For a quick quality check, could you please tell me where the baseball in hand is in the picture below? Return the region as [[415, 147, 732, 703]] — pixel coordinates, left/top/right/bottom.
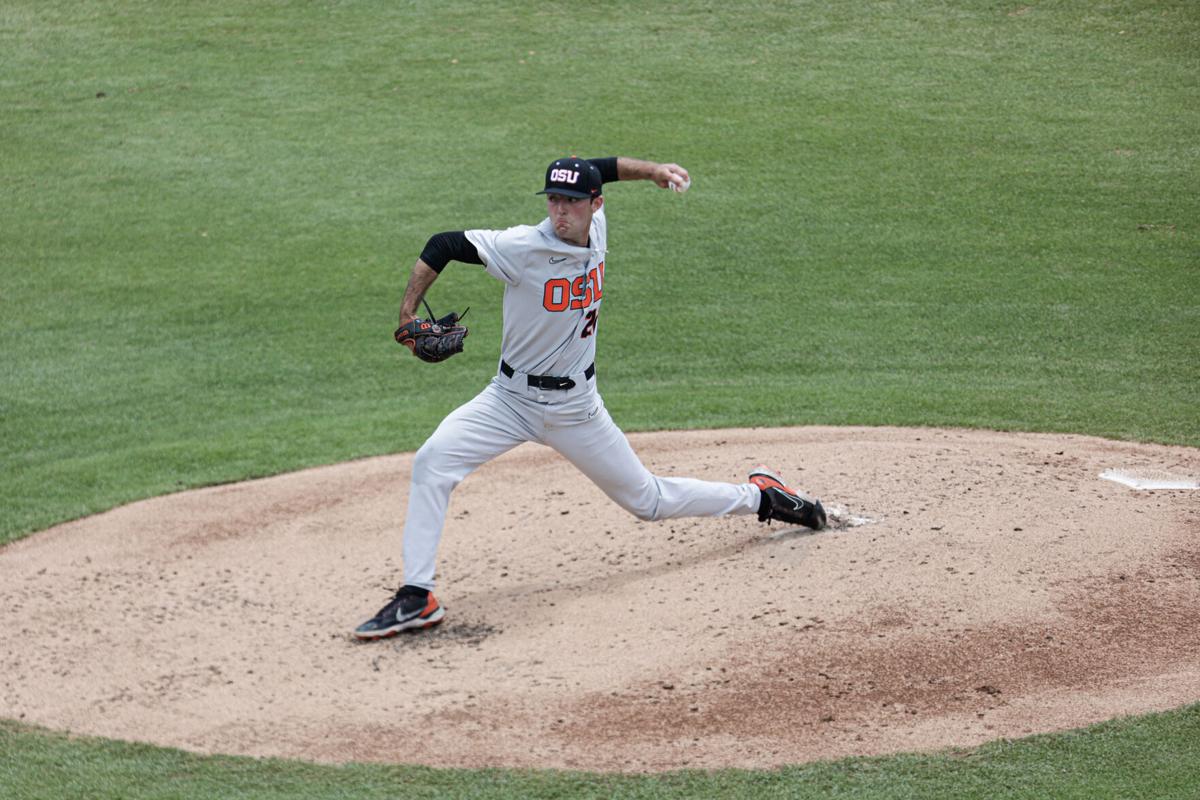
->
[[671, 177, 691, 193]]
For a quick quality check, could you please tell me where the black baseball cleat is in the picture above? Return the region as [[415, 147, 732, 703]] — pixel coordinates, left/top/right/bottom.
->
[[749, 465, 827, 531], [354, 585, 445, 640]]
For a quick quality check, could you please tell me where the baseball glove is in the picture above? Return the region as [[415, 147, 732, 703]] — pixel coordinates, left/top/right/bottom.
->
[[394, 301, 469, 363]]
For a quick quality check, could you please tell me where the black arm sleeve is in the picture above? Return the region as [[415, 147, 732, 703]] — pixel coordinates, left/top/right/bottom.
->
[[588, 157, 619, 184], [419, 231, 483, 273]]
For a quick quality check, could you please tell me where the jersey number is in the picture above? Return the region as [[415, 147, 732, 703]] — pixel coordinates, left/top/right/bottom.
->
[[581, 309, 599, 338]]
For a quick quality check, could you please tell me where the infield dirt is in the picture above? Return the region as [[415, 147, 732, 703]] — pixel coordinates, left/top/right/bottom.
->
[[2, 426, 1198, 771]]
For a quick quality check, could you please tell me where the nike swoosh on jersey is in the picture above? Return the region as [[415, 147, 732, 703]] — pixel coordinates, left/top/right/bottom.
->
[[549, 256, 568, 263]]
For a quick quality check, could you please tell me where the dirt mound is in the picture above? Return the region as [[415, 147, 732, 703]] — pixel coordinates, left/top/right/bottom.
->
[[2, 426, 1198, 771]]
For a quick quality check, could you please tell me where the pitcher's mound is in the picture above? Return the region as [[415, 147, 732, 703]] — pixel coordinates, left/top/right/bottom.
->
[[2, 426, 1199, 772]]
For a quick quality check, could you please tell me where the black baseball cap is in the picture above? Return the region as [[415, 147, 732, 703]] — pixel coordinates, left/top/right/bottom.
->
[[536, 157, 602, 199]]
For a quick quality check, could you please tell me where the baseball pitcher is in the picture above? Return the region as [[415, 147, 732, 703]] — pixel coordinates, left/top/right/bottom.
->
[[355, 156, 826, 639]]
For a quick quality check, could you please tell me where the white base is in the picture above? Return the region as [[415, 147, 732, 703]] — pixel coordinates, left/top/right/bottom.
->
[[1100, 468, 1199, 490]]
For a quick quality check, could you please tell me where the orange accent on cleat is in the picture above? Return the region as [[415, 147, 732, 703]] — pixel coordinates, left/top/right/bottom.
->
[[749, 465, 790, 493]]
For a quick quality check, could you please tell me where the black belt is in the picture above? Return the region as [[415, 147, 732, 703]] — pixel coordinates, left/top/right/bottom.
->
[[500, 360, 594, 390]]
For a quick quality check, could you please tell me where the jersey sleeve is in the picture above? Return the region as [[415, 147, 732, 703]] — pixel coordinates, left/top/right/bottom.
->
[[465, 226, 532, 287]]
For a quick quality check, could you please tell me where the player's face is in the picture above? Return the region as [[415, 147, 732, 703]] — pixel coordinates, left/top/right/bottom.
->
[[546, 194, 602, 247]]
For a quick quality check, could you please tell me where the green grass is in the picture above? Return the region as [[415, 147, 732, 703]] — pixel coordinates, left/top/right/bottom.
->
[[4, 706, 1200, 799], [1, 0, 1198, 797]]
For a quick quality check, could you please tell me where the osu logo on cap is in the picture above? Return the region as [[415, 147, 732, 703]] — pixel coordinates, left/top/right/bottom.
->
[[549, 168, 579, 184]]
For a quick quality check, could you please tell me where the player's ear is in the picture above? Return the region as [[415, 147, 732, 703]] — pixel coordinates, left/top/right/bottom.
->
[[592, 196, 604, 212]]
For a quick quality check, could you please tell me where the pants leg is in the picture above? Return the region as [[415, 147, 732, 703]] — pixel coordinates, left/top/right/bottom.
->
[[542, 394, 760, 521], [402, 383, 534, 589]]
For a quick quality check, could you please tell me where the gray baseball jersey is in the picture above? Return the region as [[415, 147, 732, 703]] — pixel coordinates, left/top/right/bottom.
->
[[466, 207, 607, 376]]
